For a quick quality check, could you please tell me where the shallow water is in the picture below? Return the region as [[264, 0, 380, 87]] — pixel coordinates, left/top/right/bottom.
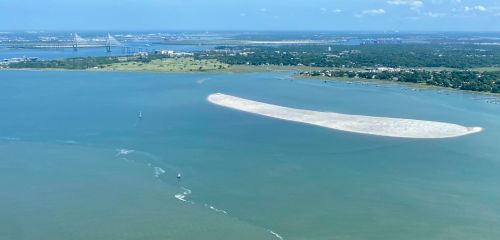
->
[[1, 71, 500, 240]]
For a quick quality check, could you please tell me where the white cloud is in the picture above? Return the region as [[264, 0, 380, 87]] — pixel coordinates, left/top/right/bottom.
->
[[424, 12, 448, 17], [259, 8, 267, 12], [431, 0, 460, 5], [464, 5, 487, 12], [387, 0, 423, 7], [240, 13, 247, 17], [361, 9, 386, 16], [387, 0, 423, 10], [319, 7, 342, 14]]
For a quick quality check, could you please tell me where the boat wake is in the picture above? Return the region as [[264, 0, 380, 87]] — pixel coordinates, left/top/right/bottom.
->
[[268, 230, 284, 240], [174, 187, 231, 215], [112, 148, 280, 238], [153, 166, 166, 178], [175, 187, 195, 204], [197, 77, 212, 84], [116, 148, 135, 156], [203, 203, 229, 214]]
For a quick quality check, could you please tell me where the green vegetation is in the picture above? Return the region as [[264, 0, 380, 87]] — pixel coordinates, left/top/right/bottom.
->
[[8, 56, 122, 70], [196, 44, 500, 69], [302, 69, 500, 93], [96, 58, 229, 72], [8, 55, 229, 73], [194, 44, 500, 93], [6, 43, 500, 94]]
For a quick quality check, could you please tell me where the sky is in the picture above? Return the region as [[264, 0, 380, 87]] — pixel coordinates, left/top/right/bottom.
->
[[1, 0, 499, 31]]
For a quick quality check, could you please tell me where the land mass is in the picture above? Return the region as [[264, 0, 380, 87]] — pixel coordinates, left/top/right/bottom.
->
[[208, 93, 482, 139], [3, 43, 500, 94]]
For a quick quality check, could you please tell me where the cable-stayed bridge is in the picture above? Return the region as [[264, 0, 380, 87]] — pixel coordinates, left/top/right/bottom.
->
[[18, 33, 123, 52]]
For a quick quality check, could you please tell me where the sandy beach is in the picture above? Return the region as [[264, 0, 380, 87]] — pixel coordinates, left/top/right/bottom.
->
[[208, 93, 482, 139]]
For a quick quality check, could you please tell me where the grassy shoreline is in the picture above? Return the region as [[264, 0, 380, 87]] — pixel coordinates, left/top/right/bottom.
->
[[296, 73, 500, 97]]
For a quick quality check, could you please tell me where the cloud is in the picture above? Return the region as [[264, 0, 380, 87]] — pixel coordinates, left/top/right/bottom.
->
[[320, 7, 342, 14], [431, 0, 461, 4], [464, 5, 487, 12], [259, 8, 267, 12], [387, 0, 423, 10], [361, 9, 386, 16], [387, 0, 423, 7], [424, 12, 447, 17]]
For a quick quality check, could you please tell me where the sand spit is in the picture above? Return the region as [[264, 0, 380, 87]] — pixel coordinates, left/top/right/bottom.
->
[[207, 93, 482, 139]]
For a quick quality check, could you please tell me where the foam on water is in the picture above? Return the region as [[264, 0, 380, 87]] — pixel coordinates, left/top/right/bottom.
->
[[203, 203, 229, 214], [112, 147, 280, 237], [197, 77, 212, 84], [175, 187, 194, 204], [112, 148, 276, 237], [153, 166, 166, 178], [174, 187, 230, 215], [268, 230, 284, 240], [116, 149, 135, 156]]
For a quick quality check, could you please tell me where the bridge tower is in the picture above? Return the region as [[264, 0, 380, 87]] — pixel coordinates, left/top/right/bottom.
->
[[72, 33, 79, 51], [106, 33, 112, 53]]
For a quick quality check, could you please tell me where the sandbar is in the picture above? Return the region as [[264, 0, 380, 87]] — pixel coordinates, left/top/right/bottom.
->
[[207, 93, 482, 139]]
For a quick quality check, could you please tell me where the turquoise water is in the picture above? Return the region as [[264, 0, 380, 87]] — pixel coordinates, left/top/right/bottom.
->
[[1, 71, 500, 240]]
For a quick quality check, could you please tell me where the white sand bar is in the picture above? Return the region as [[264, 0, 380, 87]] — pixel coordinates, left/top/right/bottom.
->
[[208, 93, 482, 139]]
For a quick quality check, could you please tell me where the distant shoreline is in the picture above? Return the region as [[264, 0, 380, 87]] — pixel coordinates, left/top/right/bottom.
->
[[2, 65, 499, 97]]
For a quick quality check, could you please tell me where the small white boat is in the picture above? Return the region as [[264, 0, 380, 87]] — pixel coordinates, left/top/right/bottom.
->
[[177, 173, 182, 179], [138, 111, 143, 118]]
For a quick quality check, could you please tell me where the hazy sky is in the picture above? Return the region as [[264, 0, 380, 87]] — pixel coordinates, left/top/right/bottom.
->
[[1, 0, 499, 31]]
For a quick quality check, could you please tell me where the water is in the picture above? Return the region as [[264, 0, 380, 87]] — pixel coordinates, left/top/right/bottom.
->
[[1, 71, 500, 240], [0, 43, 213, 60]]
